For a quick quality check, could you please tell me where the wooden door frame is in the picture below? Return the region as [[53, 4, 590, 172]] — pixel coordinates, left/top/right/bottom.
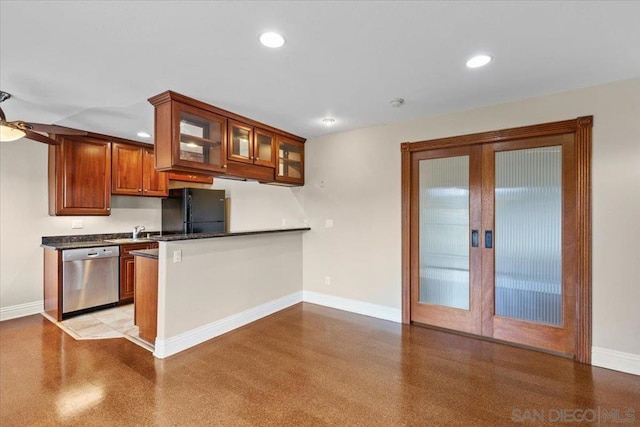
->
[[400, 116, 593, 363]]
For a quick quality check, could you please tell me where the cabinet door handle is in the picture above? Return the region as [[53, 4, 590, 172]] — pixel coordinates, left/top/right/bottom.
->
[[485, 230, 493, 249], [471, 230, 479, 248], [138, 188, 142, 192]]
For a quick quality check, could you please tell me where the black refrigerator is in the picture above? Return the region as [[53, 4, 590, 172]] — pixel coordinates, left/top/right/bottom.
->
[[161, 188, 226, 234]]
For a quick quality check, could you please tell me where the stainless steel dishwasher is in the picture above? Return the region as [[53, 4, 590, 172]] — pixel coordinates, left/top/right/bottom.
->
[[62, 246, 120, 316]]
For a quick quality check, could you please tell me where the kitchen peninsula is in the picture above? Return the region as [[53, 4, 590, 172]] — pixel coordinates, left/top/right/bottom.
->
[[138, 227, 309, 358], [42, 227, 309, 357]]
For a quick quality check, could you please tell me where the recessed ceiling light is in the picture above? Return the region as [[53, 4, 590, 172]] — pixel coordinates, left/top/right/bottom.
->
[[466, 55, 492, 68], [390, 98, 405, 108], [259, 32, 285, 48], [137, 131, 151, 138], [322, 118, 336, 126]]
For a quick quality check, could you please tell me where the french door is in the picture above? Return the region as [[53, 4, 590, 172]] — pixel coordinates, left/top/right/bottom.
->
[[401, 117, 592, 362]]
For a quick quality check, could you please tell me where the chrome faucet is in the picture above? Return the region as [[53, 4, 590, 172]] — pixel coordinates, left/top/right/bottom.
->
[[133, 225, 146, 239]]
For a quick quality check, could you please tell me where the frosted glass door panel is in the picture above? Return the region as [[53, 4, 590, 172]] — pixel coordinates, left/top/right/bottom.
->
[[495, 146, 562, 325], [419, 156, 470, 310]]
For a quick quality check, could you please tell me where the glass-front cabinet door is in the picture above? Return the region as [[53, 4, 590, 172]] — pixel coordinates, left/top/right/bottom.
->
[[275, 136, 304, 185], [227, 120, 253, 164], [174, 101, 226, 172], [149, 91, 306, 185], [253, 128, 275, 168]]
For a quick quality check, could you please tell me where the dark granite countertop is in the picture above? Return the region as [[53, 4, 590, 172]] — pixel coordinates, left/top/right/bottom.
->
[[130, 249, 159, 260], [41, 231, 159, 250], [41, 240, 117, 250], [41, 228, 309, 249], [150, 227, 311, 242]]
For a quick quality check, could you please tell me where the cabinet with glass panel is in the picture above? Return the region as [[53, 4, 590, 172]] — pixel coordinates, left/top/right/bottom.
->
[[228, 120, 275, 168], [149, 90, 305, 185], [275, 136, 304, 185], [150, 93, 227, 174]]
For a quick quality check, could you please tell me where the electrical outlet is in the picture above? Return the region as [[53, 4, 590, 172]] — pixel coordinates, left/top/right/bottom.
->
[[281, 218, 287, 227], [71, 220, 83, 229], [173, 250, 182, 263], [303, 219, 309, 227], [325, 276, 331, 286], [325, 219, 333, 228]]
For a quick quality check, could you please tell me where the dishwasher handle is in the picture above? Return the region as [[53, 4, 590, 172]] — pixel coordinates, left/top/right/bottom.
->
[[62, 246, 120, 262]]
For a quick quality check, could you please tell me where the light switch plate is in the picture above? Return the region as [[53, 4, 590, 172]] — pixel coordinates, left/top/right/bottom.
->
[[71, 220, 83, 229], [325, 219, 333, 228]]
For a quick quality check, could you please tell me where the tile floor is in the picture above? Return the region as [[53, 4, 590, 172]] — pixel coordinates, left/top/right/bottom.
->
[[55, 305, 154, 352]]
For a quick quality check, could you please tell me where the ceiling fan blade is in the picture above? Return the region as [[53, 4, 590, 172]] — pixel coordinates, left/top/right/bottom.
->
[[28, 123, 87, 136], [24, 129, 59, 145], [0, 106, 5, 121]]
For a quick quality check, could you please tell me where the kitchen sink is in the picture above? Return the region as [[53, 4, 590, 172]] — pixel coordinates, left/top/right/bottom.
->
[[103, 238, 154, 244]]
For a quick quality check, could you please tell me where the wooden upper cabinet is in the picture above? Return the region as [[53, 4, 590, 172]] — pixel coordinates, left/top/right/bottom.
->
[[112, 143, 143, 195], [111, 142, 168, 197], [151, 93, 227, 174], [168, 172, 214, 184], [275, 136, 305, 186], [253, 128, 276, 168], [149, 90, 305, 185], [49, 136, 112, 216], [227, 121, 276, 169], [228, 120, 254, 164], [142, 147, 168, 196]]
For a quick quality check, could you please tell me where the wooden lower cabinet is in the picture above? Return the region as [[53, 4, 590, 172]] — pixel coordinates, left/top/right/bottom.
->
[[119, 242, 158, 304], [43, 249, 63, 321], [134, 256, 158, 343]]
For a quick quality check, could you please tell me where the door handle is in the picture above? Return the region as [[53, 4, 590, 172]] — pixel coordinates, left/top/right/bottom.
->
[[471, 230, 479, 248], [485, 230, 493, 249]]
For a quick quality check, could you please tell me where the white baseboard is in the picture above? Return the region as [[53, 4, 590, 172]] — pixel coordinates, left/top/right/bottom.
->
[[0, 300, 43, 322], [302, 290, 402, 323], [154, 291, 303, 359], [592, 347, 640, 376]]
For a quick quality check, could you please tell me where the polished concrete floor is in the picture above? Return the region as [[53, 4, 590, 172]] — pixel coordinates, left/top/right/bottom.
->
[[1, 303, 638, 426]]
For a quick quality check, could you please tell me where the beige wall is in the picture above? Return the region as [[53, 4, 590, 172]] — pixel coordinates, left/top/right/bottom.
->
[[157, 233, 303, 339], [302, 78, 640, 356], [212, 179, 306, 232]]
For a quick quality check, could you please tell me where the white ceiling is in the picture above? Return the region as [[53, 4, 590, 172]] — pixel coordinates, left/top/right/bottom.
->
[[1, 1, 639, 143]]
